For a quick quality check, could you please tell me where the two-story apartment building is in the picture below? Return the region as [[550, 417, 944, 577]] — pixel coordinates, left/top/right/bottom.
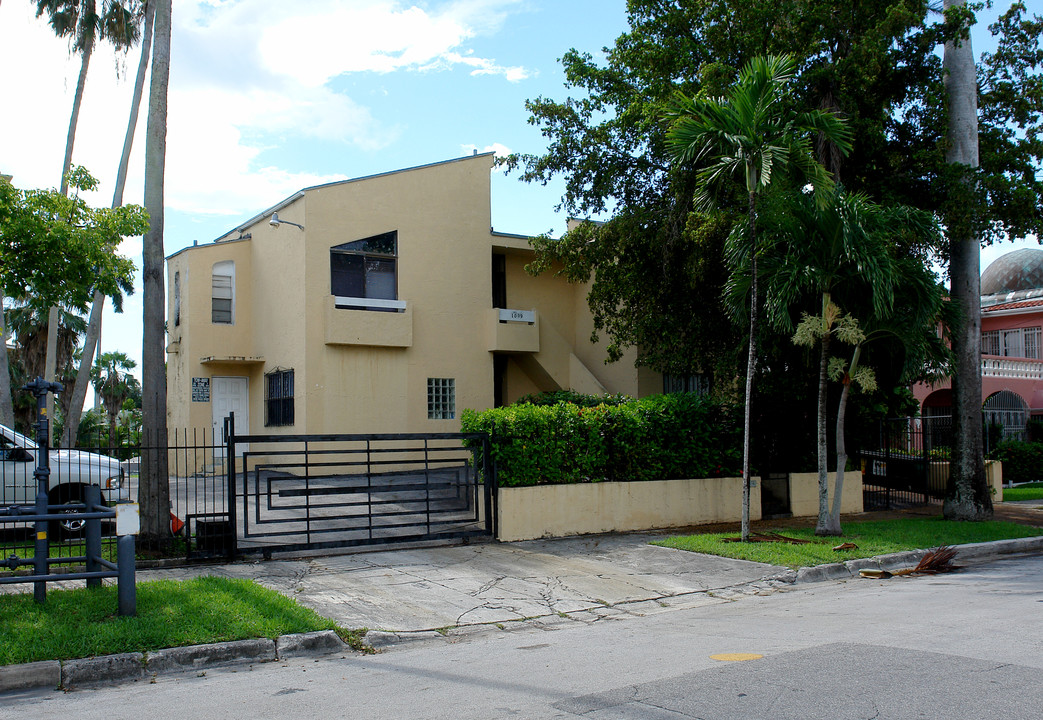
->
[[166, 153, 662, 439], [915, 248, 1043, 439]]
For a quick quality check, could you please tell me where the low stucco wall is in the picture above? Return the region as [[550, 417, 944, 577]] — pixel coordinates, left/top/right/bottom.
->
[[497, 476, 761, 542], [788, 471, 865, 518], [928, 460, 1003, 501], [497, 471, 870, 542]]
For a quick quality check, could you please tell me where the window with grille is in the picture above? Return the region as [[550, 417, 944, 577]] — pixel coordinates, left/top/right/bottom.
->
[[981, 327, 1041, 358], [663, 373, 710, 395], [265, 368, 294, 427], [212, 261, 234, 324], [330, 231, 397, 307], [427, 378, 455, 420]]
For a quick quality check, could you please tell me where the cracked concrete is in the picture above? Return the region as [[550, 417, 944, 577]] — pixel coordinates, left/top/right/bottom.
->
[[136, 533, 787, 638]]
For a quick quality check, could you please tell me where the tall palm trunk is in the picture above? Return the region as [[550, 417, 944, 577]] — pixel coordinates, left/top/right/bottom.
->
[[942, 0, 992, 521], [740, 189, 759, 542], [47, 16, 96, 445], [0, 290, 12, 427], [139, 0, 171, 543], [62, 1, 155, 449], [814, 295, 835, 535]]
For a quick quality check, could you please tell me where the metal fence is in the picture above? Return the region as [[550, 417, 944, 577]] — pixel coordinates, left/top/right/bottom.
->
[[856, 415, 956, 511]]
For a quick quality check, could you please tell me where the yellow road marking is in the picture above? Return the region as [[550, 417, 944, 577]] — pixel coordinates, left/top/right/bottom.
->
[[710, 653, 763, 662]]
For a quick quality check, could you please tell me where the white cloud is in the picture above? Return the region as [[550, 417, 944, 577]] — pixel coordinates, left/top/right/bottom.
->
[[461, 142, 512, 158]]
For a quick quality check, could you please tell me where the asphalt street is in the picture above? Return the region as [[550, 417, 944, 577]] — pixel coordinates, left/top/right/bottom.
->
[[5, 552, 1041, 720]]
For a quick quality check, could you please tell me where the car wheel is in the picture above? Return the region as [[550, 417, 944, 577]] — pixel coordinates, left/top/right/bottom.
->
[[50, 487, 87, 539]]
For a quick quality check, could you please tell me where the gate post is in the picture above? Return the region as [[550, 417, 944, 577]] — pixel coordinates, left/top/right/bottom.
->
[[24, 377, 62, 603], [85, 484, 102, 588], [225, 412, 238, 559]]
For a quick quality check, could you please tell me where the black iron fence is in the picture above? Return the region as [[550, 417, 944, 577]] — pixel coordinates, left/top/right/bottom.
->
[[6, 418, 497, 562], [856, 415, 958, 510]]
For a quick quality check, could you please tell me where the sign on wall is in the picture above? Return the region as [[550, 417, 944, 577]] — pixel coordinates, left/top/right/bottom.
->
[[192, 377, 211, 402]]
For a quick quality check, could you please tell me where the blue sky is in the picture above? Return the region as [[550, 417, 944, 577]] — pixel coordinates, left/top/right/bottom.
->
[[0, 0, 1036, 384]]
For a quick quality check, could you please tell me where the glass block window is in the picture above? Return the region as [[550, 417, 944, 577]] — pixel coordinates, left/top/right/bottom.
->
[[427, 378, 455, 420], [265, 368, 294, 427]]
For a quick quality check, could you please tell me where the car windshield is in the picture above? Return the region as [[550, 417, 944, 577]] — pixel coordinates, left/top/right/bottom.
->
[[1, 424, 39, 451]]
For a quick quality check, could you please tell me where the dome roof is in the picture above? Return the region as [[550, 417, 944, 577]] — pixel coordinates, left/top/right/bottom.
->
[[981, 248, 1043, 296]]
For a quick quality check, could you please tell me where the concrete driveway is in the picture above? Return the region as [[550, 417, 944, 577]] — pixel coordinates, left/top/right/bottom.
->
[[141, 533, 789, 635]]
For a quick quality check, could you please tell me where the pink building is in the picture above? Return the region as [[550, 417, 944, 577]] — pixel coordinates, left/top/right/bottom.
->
[[915, 248, 1043, 440]]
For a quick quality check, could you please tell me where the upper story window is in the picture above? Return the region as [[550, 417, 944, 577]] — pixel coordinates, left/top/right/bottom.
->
[[982, 327, 1042, 359], [212, 261, 234, 324], [331, 231, 400, 310]]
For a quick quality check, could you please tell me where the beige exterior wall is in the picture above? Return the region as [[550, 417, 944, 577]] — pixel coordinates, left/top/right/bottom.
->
[[786, 471, 864, 518], [497, 477, 762, 542], [167, 154, 661, 440]]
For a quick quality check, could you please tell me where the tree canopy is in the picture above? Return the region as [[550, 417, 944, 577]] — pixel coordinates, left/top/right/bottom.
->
[[0, 167, 143, 313], [507, 0, 1042, 380]]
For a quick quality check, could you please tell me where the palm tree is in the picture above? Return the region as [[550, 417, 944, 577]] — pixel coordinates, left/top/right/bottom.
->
[[91, 350, 136, 446], [34, 0, 145, 445], [139, 0, 171, 543], [758, 188, 942, 534], [942, 0, 992, 521], [62, 0, 155, 449], [664, 54, 851, 541]]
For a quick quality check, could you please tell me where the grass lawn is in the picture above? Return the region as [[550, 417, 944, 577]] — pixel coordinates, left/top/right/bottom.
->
[[652, 517, 1042, 569], [1003, 483, 1043, 502], [0, 576, 362, 666]]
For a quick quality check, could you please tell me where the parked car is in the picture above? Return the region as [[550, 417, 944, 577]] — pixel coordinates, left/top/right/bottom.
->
[[0, 423, 128, 535]]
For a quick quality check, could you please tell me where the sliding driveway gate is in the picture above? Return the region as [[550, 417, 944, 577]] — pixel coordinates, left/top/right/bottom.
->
[[225, 420, 495, 556]]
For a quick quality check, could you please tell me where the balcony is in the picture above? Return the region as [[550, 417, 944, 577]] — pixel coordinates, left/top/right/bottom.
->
[[488, 308, 539, 353], [981, 355, 1043, 379], [324, 295, 412, 347]]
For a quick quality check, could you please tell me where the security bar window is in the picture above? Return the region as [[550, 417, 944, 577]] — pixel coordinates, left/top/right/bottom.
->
[[427, 378, 455, 420], [982, 327, 1042, 359], [265, 368, 294, 427]]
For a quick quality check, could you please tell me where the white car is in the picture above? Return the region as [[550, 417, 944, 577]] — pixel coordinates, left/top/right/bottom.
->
[[0, 423, 129, 534]]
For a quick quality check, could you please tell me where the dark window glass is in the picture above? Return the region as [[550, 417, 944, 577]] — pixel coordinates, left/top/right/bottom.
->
[[265, 369, 294, 427], [330, 231, 397, 304]]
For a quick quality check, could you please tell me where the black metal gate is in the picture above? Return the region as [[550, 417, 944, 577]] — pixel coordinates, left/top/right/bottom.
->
[[224, 419, 495, 556], [857, 416, 952, 510]]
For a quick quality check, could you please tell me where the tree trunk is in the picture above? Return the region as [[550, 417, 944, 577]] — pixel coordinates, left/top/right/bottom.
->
[[0, 290, 13, 427], [943, 0, 993, 521], [740, 190, 759, 542], [826, 345, 860, 537], [814, 298, 835, 536], [62, 2, 156, 449], [140, 0, 171, 544]]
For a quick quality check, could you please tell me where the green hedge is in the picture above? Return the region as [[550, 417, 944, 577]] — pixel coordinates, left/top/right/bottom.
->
[[991, 440, 1043, 484], [461, 393, 741, 487]]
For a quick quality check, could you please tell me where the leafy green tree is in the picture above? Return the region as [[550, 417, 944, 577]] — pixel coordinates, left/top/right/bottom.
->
[[663, 55, 851, 541], [757, 188, 942, 535], [508, 0, 1041, 517], [0, 170, 144, 428]]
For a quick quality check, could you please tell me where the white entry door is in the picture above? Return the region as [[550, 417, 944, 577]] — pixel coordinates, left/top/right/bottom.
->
[[212, 376, 249, 458]]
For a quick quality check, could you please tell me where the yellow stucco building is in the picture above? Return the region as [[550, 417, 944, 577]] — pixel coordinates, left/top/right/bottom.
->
[[166, 153, 662, 438]]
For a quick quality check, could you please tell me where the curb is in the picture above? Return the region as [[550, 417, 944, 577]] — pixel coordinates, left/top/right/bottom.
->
[[0, 630, 348, 695], [792, 535, 1043, 584]]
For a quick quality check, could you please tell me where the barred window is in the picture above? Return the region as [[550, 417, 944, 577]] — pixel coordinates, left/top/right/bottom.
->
[[427, 378, 455, 420], [982, 327, 1042, 359], [265, 368, 294, 427], [663, 373, 710, 395]]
